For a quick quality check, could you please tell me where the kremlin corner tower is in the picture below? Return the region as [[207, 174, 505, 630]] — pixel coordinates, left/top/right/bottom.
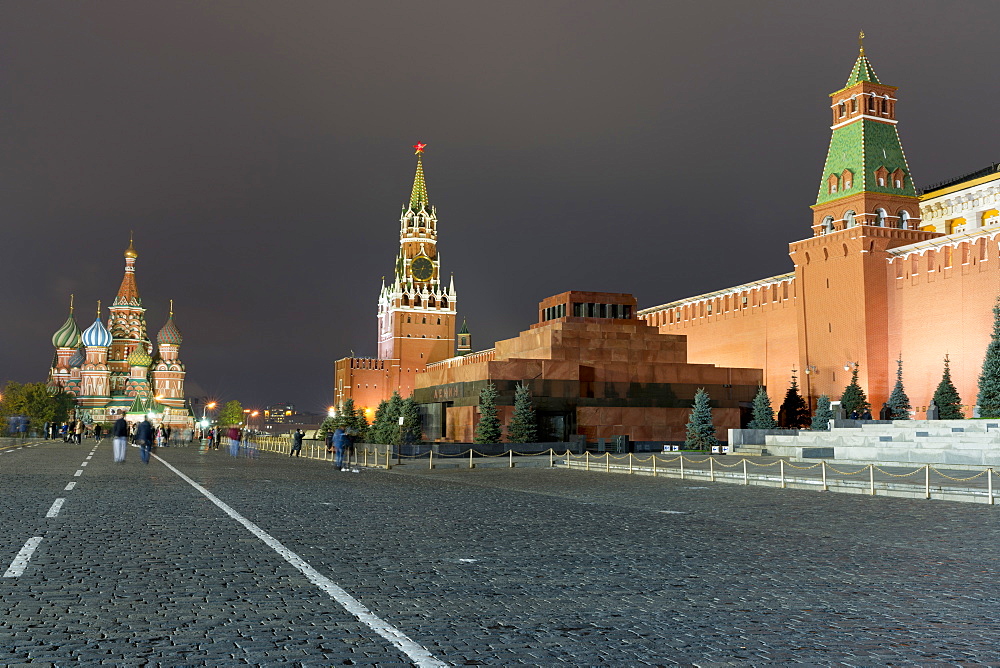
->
[[47, 239, 194, 428], [334, 144, 462, 414]]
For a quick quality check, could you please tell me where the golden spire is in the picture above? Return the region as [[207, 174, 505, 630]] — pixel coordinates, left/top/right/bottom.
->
[[169, 299, 174, 317], [69, 293, 74, 314], [859, 30, 865, 55], [96, 300, 102, 317], [124, 231, 138, 259]]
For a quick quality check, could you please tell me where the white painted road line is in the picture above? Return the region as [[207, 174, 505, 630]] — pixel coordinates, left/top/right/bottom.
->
[[154, 454, 447, 668], [45, 499, 66, 518], [73, 470, 83, 477], [81, 462, 88, 466], [64, 482, 76, 491], [3, 537, 43, 578]]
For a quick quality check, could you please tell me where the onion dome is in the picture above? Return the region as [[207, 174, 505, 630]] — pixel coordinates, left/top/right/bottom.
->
[[52, 313, 82, 348], [68, 346, 86, 368], [82, 317, 112, 348], [127, 346, 152, 367], [157, 302, 183, 346], [124, 234, 138, 259]]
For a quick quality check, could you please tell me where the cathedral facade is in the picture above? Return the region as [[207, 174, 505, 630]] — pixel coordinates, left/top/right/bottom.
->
[[47, 239, 193, 427], [638, 42, 1000, 417], [333, 145, 460, 414]]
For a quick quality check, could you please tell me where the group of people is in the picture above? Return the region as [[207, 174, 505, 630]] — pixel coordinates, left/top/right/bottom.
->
[[43, 420, 92, 443], [109, 409, 161, 464], [326, 427, 357, 471]]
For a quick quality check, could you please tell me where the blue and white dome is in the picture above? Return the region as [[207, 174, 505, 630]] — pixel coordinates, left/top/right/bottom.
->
[[81, 317, 112, 348]]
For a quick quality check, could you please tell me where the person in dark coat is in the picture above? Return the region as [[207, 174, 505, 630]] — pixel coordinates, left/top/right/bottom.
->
[[290, 429, 304, 457], [135, 417, 154, 464], [111, 410, 129, 463]]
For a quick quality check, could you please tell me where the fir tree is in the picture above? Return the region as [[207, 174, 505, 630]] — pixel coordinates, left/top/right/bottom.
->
[[747, 386, 777, 429], [317, 416, 338, 441], [685, 388, 719, 450], [810, 394, 834, 430], [474, 383, 502, 444], [779, 374, 810, 429], [399, 397, 422, 444], [369, 400, 391, 444], [933, 355, 964, 419], [507, 382, 538, 443], [372, 393, 403, 445], [977, 297, 1000, 417], [886, 357, 912, 420], [337, 398, 369, 441], [840, 362, 871, 417]]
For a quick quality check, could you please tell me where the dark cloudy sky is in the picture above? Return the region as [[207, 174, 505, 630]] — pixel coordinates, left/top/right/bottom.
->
[[2, 1, 997, 412]]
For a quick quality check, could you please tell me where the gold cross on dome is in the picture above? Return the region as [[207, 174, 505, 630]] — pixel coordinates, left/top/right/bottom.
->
[[859, 30, 865, 54]]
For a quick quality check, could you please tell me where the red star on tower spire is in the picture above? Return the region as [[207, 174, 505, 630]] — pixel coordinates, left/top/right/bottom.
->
[[413, 142, 427, 154]]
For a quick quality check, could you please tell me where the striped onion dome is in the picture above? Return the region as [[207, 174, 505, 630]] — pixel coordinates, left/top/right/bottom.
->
[[68, 346, 86, 368], [51, 313, 82, 348], [127, 346, 152, 367], [81, 317, 112, 348], [157, 314, 183, 346]]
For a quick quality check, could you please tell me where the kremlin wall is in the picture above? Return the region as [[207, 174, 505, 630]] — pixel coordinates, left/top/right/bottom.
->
[[337, 41, 1000, 443]]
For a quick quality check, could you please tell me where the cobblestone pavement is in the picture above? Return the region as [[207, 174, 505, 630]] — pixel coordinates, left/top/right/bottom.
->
[[3, 440, 1000, 666]]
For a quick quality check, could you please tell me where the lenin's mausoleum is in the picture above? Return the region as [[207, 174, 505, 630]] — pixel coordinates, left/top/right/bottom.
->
[[338, 40, 1000, 443]]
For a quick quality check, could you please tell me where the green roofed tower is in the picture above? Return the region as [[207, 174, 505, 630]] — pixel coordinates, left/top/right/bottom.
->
[[810, 33, 922, 235]]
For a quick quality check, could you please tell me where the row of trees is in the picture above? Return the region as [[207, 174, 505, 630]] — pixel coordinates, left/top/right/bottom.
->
[[0, 382, 76, 434]]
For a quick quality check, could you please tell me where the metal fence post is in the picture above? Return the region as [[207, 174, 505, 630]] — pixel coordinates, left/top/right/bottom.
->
[[429, 449, 434, 469], [925, 464, 930, 500], [710, 456, 715, 482], [470, 448, 475, 469], [628, 453, 633, 475], [586, 451, 590, 471], [680, 455, 684, 480], [989, 468, 994, 505], [549, 448, 554, 468], [606, 452, 610, 473], [780, 459, 785, 488], [743, 458, 748, 485], [652, 455, 657, 478], [510, 450, 514, 468], [822, 460, 827, 491], [870, 464, 875, 496]]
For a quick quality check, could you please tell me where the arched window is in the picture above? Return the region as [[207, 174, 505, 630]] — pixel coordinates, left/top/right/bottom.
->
[[844, 210, 857, 228], [838, 102, 846, 117], [898, 210, 911, 229], [428, 296, 436, 308], [441, 296, 449, 308], [822, 216, 835, 234], [401, 295, 409, 306], [414, 296, 422, 308], [876, 208, 887, 227]]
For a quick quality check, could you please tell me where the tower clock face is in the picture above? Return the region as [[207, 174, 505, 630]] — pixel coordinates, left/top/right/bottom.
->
[[411, 256, 433, 281]]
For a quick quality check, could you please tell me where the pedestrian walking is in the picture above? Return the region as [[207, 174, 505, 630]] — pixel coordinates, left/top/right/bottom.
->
[[333, 427, 347, 470], [290, 429, 304, 457], [74, 420, 84, 444], [111, 410, 129, 463], [135, 416, 153, 464], [93, 423, 103, 444], [228, 425, 241, 457]]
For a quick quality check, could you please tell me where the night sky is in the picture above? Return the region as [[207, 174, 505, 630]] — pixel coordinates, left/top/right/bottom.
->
[[2, 1, 998, 412]]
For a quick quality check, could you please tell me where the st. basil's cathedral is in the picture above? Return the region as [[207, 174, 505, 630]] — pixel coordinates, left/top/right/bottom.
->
[[46, 239, 194, 428]]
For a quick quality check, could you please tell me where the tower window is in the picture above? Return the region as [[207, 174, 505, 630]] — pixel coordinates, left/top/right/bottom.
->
[[838, 102, 846, 117], [878, 177, 885, 186], [437, 317, 441, 324], [422, 317, 426, 324], [407, 316, 411, 323], [895, 179, 901, 188], [851, 98, 857, 113]]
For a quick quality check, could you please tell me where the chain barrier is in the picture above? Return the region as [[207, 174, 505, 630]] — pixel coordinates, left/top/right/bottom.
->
[[825, 464, 871, 476], [871, 465, 923, 478], [928, 466, 988, 482], [783, 461, 822, 470]]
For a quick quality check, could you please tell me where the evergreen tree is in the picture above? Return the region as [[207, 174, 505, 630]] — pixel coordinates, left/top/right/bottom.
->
[[977, 297, 1000, 417], [216, 400, 244, 426], [338, 398, 369, 442], [368, 400, 391, 444], [474, 383, 502, 444], [372, 393, 403, 444], [886, 357, 912, 420], [839, 363, 871, 417], [747, 386, 777, 429], [399, 397, 422, 444], [317, 416, 338, 441], [507, 382, 538, 443], [810, 394, 834, 430], [779, 374, 810, 428], [933, 355, 964, 419], [0, 382, 74, 430], [685, 388, 719, 450]]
